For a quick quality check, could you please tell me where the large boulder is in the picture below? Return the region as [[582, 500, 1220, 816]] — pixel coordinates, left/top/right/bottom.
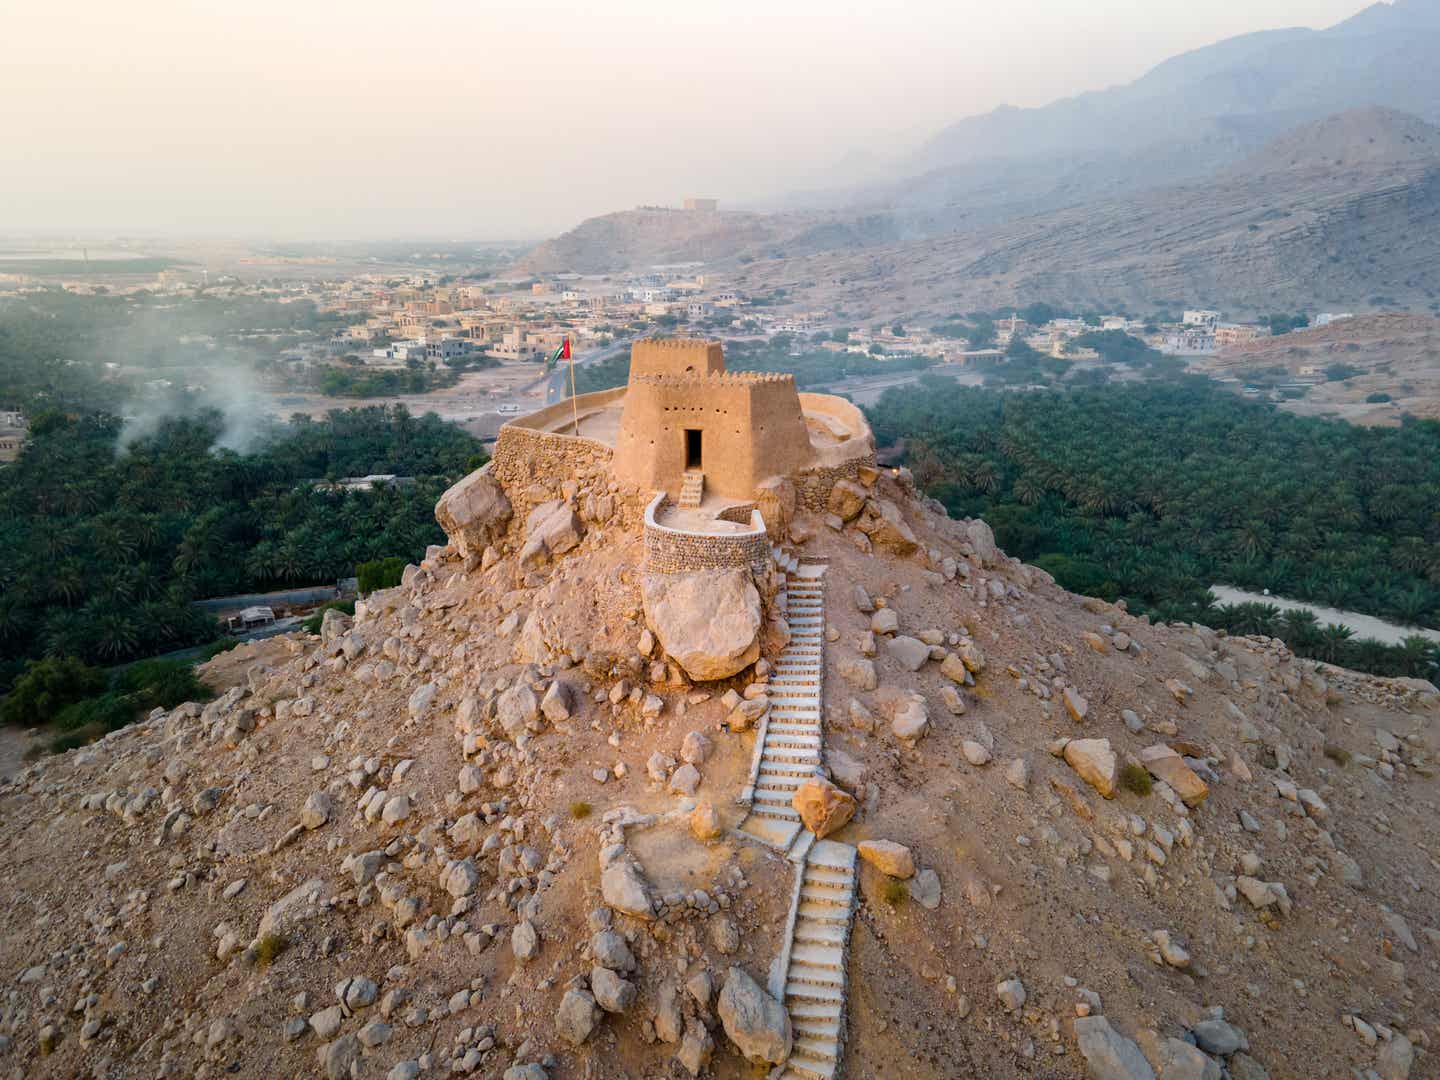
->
[[886, 635, 931, 672], [753, 476, 796, 538], [717, 968, 792, 1065], [554, 988, 601, 1046], [858, 839, 915, 879], [791, 776, 857, 839], [858, 499, 918, 556], [965, 519, 1000, 566], [519, 500, 585, 568], [1074, 1017, 1156, 1079], [601, 858, 655, 919], [827, 479, 867, 523], [496, 683, 541, 738], [1138, 744, 1210, 807], [435, 468, 512, 557], [1064, 738, 1117, 799], [642, 570, 761, 681], [890, 692, 929, 744]]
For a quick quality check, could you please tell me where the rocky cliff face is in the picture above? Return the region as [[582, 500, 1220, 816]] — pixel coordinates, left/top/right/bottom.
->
[[732, 110, 1440, 317], [0, 463, 1434, 1079]]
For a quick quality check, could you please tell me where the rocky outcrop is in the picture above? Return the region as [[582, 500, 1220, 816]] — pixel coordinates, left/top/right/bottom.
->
[[434, 468, 511, 557], [641, 570, 761, 681], [518, 500, 585, 568], [717, 967, 791, 1065]]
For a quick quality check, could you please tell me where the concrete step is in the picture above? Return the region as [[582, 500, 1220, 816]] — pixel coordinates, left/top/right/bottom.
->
[[790, 942, 846, 970], [804, 866, 854, 890], [779, 1065, 836, 1080], [788, 1002, 843, 1029], [799, 884, 851, 907], [785, 979, 844, 1005], [792, 920, 848, 947], [753, 790, 799, 807], [795, 900, 850, 925], [793, 1035, 841, 1065], [740, 815, 802, 850], [753, 803, 800, 821], [766, 752, 821, 768], [810, 840, 857, 868]]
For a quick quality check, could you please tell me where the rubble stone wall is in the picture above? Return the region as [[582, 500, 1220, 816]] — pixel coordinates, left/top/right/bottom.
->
[[643, 494, 770, 576], [794, 458, 876, 512]]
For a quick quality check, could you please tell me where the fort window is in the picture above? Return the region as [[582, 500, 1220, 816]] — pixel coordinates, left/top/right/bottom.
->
[[685, 429, 702, 470]]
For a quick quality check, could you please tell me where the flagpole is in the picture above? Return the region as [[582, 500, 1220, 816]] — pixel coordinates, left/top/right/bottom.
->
[[567, 338, 579, 435]]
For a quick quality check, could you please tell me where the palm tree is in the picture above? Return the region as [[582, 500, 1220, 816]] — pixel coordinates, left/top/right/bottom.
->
[[1317, 623, 1355, 664]]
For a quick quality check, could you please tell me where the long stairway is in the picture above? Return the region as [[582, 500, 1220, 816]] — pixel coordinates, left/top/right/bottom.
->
[[739, 563, 826, 851], [772, 839, 858, 1080], [677, 470, 705, 508], [730, 557, 860, 1079]]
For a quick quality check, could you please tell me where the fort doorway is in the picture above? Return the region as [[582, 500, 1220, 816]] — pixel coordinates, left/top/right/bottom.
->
[[684, 429, 702, 470]]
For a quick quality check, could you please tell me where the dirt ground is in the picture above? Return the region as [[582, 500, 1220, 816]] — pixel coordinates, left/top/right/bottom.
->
[[0, 473, 1434, 1079]]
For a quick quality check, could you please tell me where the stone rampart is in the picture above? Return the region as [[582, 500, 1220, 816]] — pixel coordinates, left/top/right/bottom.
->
[[490, 388, 635, 530]]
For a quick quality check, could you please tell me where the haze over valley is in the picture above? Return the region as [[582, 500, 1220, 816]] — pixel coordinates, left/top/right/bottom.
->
[[1, 4, 1439, 1080]]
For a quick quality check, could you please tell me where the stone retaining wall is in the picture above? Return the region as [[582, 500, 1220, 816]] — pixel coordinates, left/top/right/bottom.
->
[[489, 419, 656, 541], [643, 494, 770, 577], [794, 456, 876, 513]]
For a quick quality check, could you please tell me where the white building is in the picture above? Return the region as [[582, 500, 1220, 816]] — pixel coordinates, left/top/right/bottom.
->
[[1313, 313, 1353, 328], [1182, 310, 1221, 329]]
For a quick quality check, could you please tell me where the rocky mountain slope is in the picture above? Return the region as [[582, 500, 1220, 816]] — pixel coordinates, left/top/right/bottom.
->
[[0, 463, 1436, 1079], [729, 108, 1440, 319], [514, 209, 912, 276], [822, 0, 1440, 231], [1205, 312, 1440, 425]]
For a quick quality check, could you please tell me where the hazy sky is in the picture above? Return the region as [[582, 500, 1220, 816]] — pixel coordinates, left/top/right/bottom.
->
[[1, 0, 1370, 241]]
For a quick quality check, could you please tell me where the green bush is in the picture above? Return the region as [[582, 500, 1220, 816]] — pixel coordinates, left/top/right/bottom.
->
[[357, 556, 406, 595], [52, 692, 136, 733], [117, 658, 211, 711], [0, 656, 107, 727], [1119, 763, 1154, 796]]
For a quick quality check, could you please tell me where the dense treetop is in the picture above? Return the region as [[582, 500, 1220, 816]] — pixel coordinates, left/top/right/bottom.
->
[[0, 405, 483, 690], [868, 376, 1440, 678]]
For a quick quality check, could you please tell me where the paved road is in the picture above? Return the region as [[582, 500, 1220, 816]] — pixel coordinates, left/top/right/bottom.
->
[[546, 337, 634, 404]]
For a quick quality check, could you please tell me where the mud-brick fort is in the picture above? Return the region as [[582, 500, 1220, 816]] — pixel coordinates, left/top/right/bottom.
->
[[486, 337, 876, 572]]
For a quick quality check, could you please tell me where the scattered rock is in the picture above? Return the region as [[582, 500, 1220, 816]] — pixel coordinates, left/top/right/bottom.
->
[[1064, 738, 1117, 798], [1074, 1016, 1156, 1079], [792, 776, 857, 839], [858, 839, 915, 879]]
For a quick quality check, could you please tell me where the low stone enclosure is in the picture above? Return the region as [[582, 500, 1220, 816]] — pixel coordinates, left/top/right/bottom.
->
[[643, 493, 770, 576]]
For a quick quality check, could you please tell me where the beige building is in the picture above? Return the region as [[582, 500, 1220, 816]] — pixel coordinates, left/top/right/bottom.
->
[[1215, 323, 1267, 347], [496, 337, 872, 507]]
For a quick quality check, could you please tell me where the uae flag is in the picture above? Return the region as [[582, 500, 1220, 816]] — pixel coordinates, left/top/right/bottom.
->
[[550, 338, 571, 364]]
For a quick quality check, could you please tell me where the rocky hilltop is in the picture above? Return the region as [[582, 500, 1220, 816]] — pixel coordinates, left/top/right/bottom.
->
[[0, 456, 1436, 1079]]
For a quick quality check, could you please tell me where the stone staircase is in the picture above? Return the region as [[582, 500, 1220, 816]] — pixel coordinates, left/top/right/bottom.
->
[[739, 563, 826, 851], [730, 555, 860, 1080], [677, 470, 704, 509], [770, 838, 858, 1080]]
